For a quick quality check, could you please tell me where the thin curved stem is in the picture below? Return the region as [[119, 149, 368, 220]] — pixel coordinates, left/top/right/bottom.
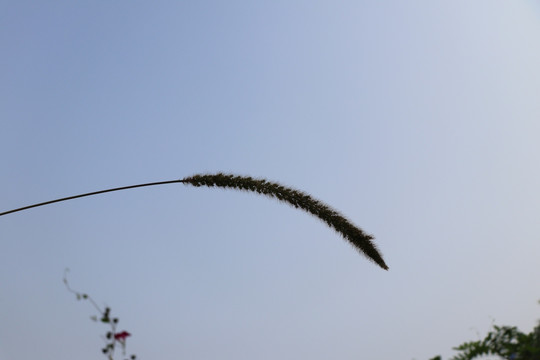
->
[[0, 180, 185, 217]]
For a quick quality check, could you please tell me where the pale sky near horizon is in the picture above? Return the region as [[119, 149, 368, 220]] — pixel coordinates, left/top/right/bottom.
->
[[1, 1, 540, 360]]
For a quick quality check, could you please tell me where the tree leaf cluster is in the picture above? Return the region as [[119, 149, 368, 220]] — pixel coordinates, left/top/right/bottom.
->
[[429, 316, 540, 360]]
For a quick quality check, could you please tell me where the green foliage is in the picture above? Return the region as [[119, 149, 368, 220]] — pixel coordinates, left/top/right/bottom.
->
[[182, 173, 388, 270], [429, 312, 540, 360]]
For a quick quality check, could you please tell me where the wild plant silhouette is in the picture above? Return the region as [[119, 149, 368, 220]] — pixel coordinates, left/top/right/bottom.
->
[[64, 269, 136, 360], [1, 173, 388, 270]]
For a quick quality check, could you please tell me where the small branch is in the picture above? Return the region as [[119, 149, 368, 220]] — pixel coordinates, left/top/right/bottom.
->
[[63, 269, 103, 316], [64, 269, 135, 360]]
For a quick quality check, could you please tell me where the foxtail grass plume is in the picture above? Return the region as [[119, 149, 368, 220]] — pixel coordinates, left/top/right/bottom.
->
[[182, 173, 388, 270], [0, 173, 388, 270]]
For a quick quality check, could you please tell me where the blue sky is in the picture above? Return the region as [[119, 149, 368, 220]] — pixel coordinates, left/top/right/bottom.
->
[[1, 1, 540, 359]]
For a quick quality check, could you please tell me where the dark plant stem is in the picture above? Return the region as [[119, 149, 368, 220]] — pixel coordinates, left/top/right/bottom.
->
[[0, 180, 185, 217]]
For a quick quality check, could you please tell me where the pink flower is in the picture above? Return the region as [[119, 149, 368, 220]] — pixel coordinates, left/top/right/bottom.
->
[[114, 331, 131, 341]]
